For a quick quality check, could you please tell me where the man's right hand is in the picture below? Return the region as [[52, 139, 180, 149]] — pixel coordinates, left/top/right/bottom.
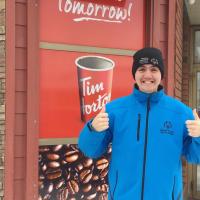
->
[[91, 106, 109, 132]]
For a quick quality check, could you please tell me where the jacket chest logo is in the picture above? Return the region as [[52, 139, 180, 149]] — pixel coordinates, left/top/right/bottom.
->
[[160, 121, 174, 135]]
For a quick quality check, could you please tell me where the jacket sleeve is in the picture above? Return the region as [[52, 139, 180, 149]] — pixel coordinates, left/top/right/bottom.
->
[[78, 110, 113, 159], [182, 110, 200, 164]]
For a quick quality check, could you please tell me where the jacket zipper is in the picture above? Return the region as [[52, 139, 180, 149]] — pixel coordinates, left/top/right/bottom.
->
[[141, 97, 151, 200], [137, 114, 141, 141]]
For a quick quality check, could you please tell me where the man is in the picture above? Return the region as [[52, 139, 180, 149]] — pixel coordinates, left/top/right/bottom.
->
[[78, 47, 200, 200]]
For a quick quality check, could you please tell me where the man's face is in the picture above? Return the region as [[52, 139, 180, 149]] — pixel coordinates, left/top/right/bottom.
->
[[135, 64, 162, 93]]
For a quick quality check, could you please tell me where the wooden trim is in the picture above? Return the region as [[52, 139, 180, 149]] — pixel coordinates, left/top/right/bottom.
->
[[5, 1, 15, 200], [151, 0, 160, 48], [189, 27, 196, 108], [148, 0, 176, 96], [166, 0, 176, 96], [40, 42, 136, 56], [190, 27, 200, 199], [147, 0, 161, 47], [39, 138, 78, 145], [191, 69, 200, 199], [146, 0, 153, 46], [26, 1, 39, 199]]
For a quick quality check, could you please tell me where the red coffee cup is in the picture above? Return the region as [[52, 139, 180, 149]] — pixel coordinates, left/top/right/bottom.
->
[[76, 55, 115, 122]]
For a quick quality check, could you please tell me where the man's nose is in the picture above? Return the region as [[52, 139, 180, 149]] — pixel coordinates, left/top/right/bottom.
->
[[143, 69, 152, 77]]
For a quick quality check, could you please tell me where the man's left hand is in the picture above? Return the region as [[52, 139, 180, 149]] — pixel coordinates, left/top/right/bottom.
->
[[185, 109, 200, 137]]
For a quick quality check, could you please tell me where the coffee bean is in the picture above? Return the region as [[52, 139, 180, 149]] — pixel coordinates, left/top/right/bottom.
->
[[48, 161, 60, 168], [74, 172, 79, 181], [61, 160, 67, 165], [82, 184, 92, 193], [100, 168, 108, 179], [80, 169, 92, 184], [43, 194, 51, 200], [58, 188, 69, 199], [99, 184, 108, 192], [70, 144, 79, 152], [38, 195, 42, 200], [55, 179, 65, 189], [42, 164, 47, 172], [97, 185, 101, 191], [53, 145, 63, 152], [92, 175, 99, 181], [46, 169, 62, 180], [65, 170, 71, 180], [83, 158, 93, 168], [47, 153, 60, 160], [47, 183, 54, 193], [67, 180, 79, 194], [39, 147, 50, 153], [39, 174, 45, 180], [39, 181, 44, 190], [38, 154, 42, 162], [98, 193, 108, 200], [87, 192, 97, 200], [65, 151, 79, 163], [75, 163, 83, 172], [96, 158, 109, 170]]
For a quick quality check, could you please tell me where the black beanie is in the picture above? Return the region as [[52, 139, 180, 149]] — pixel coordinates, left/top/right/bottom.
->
[[132, 47, 164, 79]]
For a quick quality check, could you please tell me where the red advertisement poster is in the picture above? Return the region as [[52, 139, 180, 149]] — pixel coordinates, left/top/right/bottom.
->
[[38, 0, 145, 200], [39, 0, 146, 50], [39, 0, 145, 198], [39, 49, 134, 139]]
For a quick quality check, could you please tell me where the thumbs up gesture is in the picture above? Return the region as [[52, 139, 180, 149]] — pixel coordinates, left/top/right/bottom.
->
[[185, 109, 200, 137], [91, 106, 109, 132]]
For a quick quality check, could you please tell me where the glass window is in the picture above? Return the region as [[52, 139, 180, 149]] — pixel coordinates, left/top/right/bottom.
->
[[194, 31, 200, 64], [198, 166, 200, 191], [197, 72, 200, 111], [197, 73, 200, 192]]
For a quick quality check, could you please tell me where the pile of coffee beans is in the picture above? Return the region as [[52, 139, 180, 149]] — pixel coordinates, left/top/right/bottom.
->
[[38, 144, 112, 200]]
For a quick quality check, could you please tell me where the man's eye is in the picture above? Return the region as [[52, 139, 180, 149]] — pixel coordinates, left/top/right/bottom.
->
[[138, 68, 145, 72], [151, 68, 159, 72]]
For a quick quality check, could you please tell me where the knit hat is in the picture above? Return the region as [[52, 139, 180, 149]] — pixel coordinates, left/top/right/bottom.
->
[[132, 47, 164, 79]]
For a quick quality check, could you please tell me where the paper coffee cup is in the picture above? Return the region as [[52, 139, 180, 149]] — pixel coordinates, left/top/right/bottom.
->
[[76, 55, 115, 122]]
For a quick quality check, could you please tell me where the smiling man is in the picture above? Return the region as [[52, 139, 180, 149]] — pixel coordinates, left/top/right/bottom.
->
[[78, 47, 200, 200]]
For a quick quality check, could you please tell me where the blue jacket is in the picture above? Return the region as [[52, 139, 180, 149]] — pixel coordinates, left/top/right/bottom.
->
[[78, 86, 200, 200]]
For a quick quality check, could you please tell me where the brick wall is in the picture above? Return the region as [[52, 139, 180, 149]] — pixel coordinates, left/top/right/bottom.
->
[[174, 0, 183, 100], [0, 0, 5, 199], [175, 0, 191, 198], [159, 0, 168, 79], [182, 4, 191, 106], [182, 3, 192, 200]]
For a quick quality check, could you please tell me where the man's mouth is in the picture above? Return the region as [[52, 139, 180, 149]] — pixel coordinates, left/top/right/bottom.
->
[[141, 80, 154, 84]]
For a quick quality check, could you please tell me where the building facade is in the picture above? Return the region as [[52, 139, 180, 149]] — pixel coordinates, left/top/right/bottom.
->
[[2, 0, 200, 199]]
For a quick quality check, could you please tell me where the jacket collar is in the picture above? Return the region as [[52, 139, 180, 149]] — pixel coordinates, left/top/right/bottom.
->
[[133, 84, 164, 103]]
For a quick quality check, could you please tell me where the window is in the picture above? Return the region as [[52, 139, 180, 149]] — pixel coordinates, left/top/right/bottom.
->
[[197, 72, 200, 192], [198, 166, 200, 191], [194, 31, 200, 64], [197, 72, 200, 110]]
